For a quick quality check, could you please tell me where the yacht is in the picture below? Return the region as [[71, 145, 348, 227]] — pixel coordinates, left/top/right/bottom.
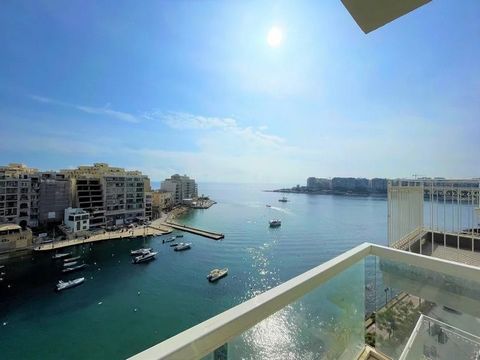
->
[[132, 251, 157, 264], [52, 253, 71, 260], [63, 256, 81, 262], [56, 277, 85, 292], [174, 243, 191, 251], [207, 268, 228, 282], [269, 220, 282, 227], [130, 248, 152, 256], [62, 264, 87, 273], [278, 196, 288, 202]]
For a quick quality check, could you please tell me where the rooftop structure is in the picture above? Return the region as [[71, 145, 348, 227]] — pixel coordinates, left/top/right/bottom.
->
[[388, 179, 480, 266]]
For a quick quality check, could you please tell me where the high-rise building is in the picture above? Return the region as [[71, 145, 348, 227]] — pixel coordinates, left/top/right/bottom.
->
[[161, 174, 197, 204], [62, 163, 150, 227]]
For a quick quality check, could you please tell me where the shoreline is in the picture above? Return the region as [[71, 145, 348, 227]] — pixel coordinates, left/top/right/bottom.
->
[[264, 189, 387, 197]]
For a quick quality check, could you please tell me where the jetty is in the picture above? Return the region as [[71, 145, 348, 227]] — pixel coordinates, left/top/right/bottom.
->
[[162, 221, 224, 240]]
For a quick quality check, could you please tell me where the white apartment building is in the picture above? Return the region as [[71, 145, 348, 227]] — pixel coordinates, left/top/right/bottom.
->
[[64, 207, 90, 233], [161, 174, 198, 204]]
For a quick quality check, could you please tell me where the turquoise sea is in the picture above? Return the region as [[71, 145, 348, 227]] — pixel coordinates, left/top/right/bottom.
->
[[0, 183, 388, 359]]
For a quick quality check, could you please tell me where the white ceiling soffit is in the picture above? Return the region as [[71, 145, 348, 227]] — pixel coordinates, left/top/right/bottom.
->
[[341, 0, 432, 34]]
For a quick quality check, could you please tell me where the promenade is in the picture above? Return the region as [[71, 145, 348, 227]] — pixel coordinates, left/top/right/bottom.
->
[[34, 226, 167, 251]]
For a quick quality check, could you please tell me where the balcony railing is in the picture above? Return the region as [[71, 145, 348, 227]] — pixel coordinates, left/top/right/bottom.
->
[[129, 243, 480, 360]]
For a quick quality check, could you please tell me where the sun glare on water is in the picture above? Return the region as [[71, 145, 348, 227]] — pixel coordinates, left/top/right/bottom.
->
[[267, 26, 283, 48]]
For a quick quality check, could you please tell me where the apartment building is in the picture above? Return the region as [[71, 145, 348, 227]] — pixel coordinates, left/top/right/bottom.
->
[[161, 174, 197, 204], [62, 163, 150, 227], [151, 190, 174, 219], [0, 164, 40, 228]]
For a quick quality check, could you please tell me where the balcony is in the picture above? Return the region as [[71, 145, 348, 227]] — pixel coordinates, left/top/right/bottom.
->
[[129, 243, 480, 360]]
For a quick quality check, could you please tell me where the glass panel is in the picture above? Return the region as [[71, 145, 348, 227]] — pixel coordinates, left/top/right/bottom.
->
[[400, 315, 480, 360], [205, 259, 365, 359], [375, 257, 480, 359]]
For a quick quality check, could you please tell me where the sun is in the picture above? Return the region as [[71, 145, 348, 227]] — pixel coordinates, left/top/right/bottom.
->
[[267, 26, 283, 48]]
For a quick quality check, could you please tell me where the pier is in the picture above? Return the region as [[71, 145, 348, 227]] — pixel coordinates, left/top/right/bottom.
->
[[162, 221, 224, 240]]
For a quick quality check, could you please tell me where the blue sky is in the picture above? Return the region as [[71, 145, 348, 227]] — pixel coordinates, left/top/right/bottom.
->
[[0, 1, 479, 184]]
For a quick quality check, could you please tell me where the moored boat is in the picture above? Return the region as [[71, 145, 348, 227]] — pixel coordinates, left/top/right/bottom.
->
[[130, 248, 153, 256], [56, 277, 85, 291], [175, 234, 184, 238], [132, 251, 158, 264], [174, 243, 191, 251], [169, 243, 179, 247], [269, 219, 281, 227], [62, 264, 87, 273], [165, 237, 176, 243], [207, 268, 228, 282], [52, 253, 71, 260], [63, 261, 78, 267], [63, 256, 80, 262]]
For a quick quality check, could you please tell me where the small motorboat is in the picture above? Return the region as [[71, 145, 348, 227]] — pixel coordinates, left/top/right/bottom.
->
[[207, 268, 228, 282], [63, 261, 78, 267], [63, 256, 81, 262], [62, 264, 87, 273], [52, 253, 71, 260], [175, 234, 184, 238], [165, 237, 176, 243], [130, 248, 153, 256], [169, 243, 179, 247], [266, 204, 271, 207], [132, 251, 158, 264], [278, 197, 288, 202], [56, 277, 85, 292], [269, 220, 281, 227], [174, 243, 191, 251]]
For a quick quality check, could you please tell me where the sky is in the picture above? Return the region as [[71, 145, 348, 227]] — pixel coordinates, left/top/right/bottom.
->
[[0, 1, 479, 185]]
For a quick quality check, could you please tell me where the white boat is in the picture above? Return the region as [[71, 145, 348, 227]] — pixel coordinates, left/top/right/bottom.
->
[[63, 256, 80, 262], [130, 248, 152, 256], [132, 251, 158, 264], [278, 196, 288, 202], [64, 261, 78, 267], [269, 220, 281, 227], [207, 268, 228, 282], [62, 264, 87, 273], [56, 277, 85, 291], [174, 243, 191, 251], [52, 253, 71, 260]]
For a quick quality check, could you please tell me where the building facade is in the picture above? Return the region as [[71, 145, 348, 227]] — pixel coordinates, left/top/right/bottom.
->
[[38, 172, 71, 226], [161, 174, 197, 204], [62, 163, 150, 227], [151, 190, 174, 219], [0, 223, 33, 253], [0, 164, 40, 228], [64, 207, 90, 233], [306, 177, 332, 191]]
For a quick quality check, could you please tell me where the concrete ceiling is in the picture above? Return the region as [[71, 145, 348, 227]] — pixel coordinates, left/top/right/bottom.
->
[[341, 0, 432, 34]]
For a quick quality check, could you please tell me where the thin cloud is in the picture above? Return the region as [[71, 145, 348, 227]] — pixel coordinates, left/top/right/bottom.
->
[[30, 95, 139, 123], [146, 111, 285, 148]]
